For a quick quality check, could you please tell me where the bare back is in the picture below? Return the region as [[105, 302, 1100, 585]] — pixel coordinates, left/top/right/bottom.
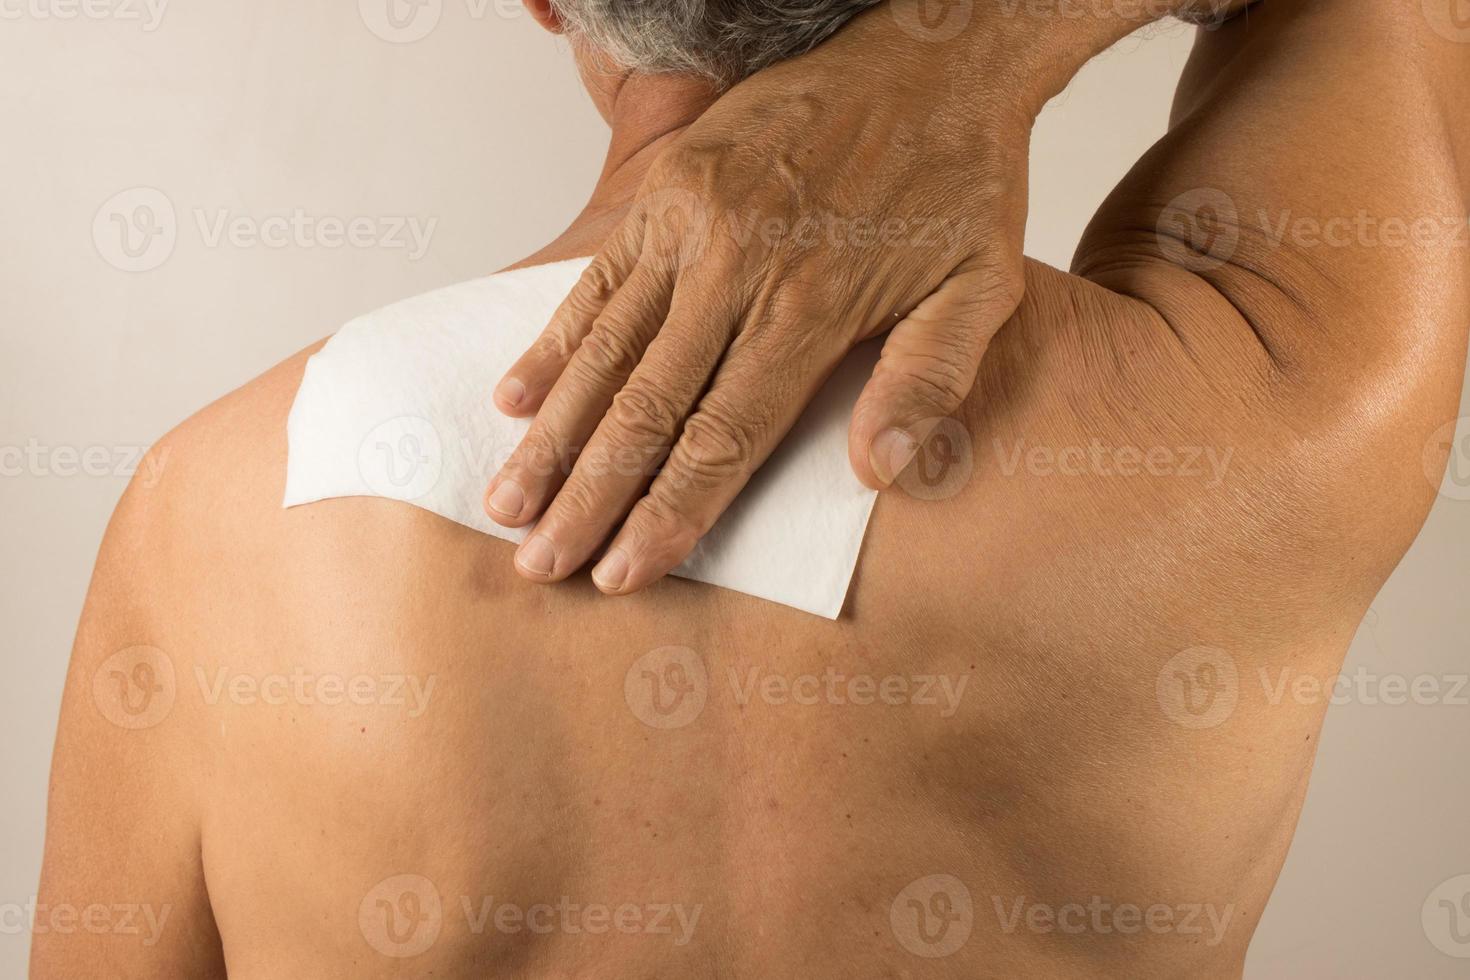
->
[[34, 3, 1470, 977]]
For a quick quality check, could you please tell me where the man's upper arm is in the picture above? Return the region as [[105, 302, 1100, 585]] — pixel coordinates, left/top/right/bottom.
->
[[32, 451, 225, 978], [1075, 0, 1469, 392], [1043, 0, 1470, 544], [964, 0, 1469, 622]]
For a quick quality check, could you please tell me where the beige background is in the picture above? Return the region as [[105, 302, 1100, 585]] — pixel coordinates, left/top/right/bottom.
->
[[2, 3, 1468, 976]]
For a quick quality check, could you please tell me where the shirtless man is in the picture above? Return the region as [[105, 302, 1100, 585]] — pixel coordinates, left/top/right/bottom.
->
[[32, 0, 1470, 976]]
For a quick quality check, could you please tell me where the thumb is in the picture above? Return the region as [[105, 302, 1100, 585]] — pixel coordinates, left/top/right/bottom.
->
[[848, 264, 1020, 490]]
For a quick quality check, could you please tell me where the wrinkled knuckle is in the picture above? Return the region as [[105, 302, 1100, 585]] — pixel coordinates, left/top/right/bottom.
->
[[646, 164, 688, 195], [575, 321, 644, 386], [539, 263, 621, 360], [606, 385, 679, 444], [533, 328, 578, 363], [578, 259, 619, 306], [648, 140, 726, 189], [672, 408, 756, 489], [646, 150, 692, 189]]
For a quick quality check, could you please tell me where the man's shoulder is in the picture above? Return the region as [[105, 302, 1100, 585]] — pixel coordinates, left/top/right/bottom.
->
[[98, 342, 328, 620], [144, 342, 322, 524], [57, 342, 335, 757]]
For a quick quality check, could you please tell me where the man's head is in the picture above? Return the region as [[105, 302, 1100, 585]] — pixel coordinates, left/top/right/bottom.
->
[[523, 0, 884, 89]]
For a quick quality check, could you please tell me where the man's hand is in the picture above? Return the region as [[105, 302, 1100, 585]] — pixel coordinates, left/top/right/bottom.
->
[[483, 0, 1247, 596]]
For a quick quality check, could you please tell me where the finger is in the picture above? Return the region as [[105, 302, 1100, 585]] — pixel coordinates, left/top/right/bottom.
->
[[847, 262, 1022, 490], [484, 258, 675, 529], [588, 330, 843, 595], [492, 217, 645, 417], [508, 287, 741, 583]]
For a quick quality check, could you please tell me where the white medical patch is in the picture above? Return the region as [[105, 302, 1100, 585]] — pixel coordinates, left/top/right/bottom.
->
[[284, 257, 881, 618]]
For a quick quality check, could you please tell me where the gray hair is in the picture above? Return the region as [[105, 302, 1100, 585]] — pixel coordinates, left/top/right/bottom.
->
[[550, 0, 885, 89]]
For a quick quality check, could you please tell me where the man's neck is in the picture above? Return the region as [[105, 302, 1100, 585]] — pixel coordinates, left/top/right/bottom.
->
[[514, 71, 718, 269]]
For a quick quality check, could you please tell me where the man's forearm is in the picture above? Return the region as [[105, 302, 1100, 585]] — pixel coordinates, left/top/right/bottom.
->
[[846, 0, 1260, 124], [985, 0, 1259, 108]]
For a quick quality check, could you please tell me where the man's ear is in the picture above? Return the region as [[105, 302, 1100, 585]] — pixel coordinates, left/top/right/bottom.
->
[[523, 0, 563, 33]]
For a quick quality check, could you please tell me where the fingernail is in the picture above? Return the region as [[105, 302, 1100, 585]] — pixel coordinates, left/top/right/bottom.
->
[[869, 427, 919, 487], [591, 547, 630, 592], [516, 534, 556, 578], [487, 479, 524, 519], [496, 377, 526, 411]]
